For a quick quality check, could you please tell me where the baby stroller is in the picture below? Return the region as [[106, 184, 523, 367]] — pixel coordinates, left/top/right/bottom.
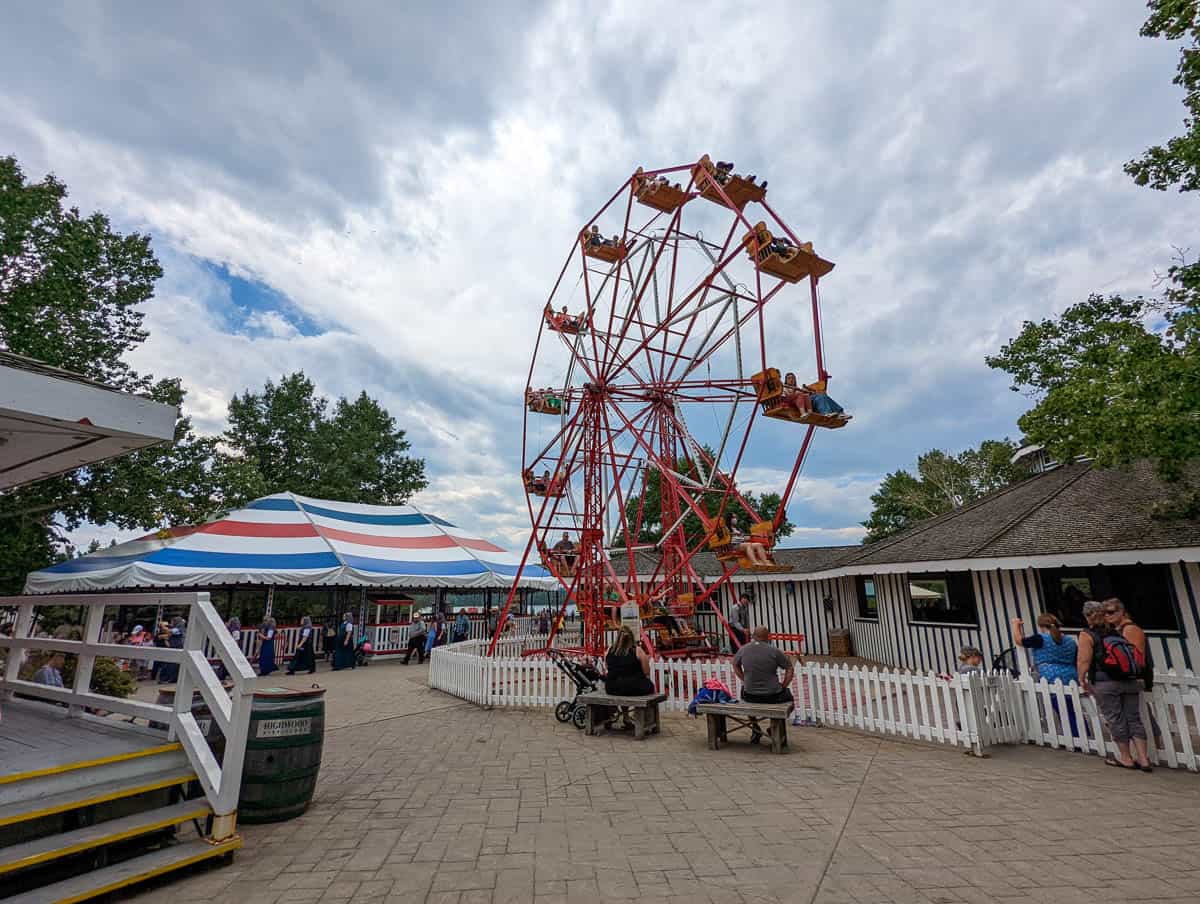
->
[[548, 648, 603, 729], [355, 634, 374, 667]]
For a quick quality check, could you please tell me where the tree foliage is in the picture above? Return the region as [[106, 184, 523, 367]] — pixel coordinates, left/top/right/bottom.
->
[[1125, 1, 1200, 194], [620, 450, 795, 548], [222, 372, 427, 505], [986, 295, 1198, 481], [861, 440, 1024, 543], [0, 156, 158, 390], [0, 158, 223, 592]]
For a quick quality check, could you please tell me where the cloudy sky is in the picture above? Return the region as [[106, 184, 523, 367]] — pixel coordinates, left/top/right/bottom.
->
[[1, 1, 1192, 553]]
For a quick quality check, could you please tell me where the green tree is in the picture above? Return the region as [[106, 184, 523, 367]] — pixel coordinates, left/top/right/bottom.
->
[[0, 158, 224, 592], [0, 156, 158, 390], [620, 451, 795, 547], [861, 439, 1024, 543], [1125, 1, 1200, 195], [222, 373, 427, 505], [986, 295, 1198, 480]]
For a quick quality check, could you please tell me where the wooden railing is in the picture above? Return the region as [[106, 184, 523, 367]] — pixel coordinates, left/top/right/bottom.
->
[[0, 592, 254, 838]]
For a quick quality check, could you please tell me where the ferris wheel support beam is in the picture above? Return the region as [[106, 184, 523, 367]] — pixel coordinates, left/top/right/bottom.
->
[[760, 199, 830, 380], [598, 188, 695, 383], [660, 218, 740, 387], [773, 423, 817, 534]]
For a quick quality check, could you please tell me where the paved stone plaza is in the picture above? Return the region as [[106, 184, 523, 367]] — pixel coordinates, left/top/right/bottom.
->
[[139, 659, 1200, 904]]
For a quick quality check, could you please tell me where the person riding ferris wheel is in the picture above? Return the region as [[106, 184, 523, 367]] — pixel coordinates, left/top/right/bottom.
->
[[491, 155, 850, 659]]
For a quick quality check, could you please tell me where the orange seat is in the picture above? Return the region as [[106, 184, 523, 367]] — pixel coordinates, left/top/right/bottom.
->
[[741, 221, 834, 283], [634, 167, 689, 213], [524, 470, 566, 497], [692, 154, 766, 210], [580, 228, 629, 263], [544, 305, 587, 335]]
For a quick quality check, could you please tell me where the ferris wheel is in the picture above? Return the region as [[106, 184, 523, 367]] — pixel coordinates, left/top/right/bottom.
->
[[492, 156, 850, 658]]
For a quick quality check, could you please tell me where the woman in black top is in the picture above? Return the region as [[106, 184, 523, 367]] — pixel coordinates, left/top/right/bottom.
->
[[604, 626, 655, 696]]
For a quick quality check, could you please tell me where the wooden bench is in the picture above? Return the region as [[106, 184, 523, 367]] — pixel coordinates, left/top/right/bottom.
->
[[577, 692, 668, 740], [696, 701, 794, 754]]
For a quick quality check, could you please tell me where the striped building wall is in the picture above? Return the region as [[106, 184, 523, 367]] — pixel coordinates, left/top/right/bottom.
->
[[693, 575, 858, 656], [690, 560, 1200, 673]]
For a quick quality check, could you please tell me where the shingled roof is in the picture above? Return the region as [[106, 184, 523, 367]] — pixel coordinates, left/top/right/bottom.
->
[[623, 461, 1200, 578], [835, 460, 1200, 570]]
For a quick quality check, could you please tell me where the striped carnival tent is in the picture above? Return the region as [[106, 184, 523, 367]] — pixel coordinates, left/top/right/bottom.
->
[[24, 493, 555, 593]]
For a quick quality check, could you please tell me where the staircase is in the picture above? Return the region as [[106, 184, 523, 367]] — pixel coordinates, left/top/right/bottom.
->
[[0, 592, 257, 903], [0, 724, 239, 902]]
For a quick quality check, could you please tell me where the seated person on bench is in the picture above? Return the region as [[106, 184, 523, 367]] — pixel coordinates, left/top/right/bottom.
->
[[604, 626, 655, 696], [733, 626, 796, 705]]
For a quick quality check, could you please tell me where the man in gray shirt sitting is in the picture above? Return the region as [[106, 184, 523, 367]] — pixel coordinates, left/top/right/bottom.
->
[[733, 626, 796, 705]]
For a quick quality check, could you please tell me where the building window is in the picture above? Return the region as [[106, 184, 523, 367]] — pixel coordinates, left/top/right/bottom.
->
[[1037, 564, 1180, 632], [907, 572, 978, 625], [856, 577, 878, 619]]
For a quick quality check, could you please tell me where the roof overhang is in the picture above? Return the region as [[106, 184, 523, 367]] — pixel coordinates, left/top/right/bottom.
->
[[0, 354, 177, 490]]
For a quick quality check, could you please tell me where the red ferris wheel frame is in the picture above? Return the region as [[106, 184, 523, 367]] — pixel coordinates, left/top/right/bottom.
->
[[489, 156, 842, 658]]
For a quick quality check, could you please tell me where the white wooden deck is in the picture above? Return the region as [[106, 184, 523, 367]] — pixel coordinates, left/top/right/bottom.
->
[[0, 698, 167, 779]]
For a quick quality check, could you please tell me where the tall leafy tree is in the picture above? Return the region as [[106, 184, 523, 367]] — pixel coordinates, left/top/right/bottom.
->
[[0, 156, 158, 390], [986, 295, 1197, 481], [0, 158, 222, 592], [861, 440, 1024, 543], [221, 373, 427, 505]]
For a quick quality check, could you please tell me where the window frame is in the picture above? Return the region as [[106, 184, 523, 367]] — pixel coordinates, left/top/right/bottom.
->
[[906, 571, 979, 627], [855, 576, 879, 621], [1036, 563, 1182, 634]]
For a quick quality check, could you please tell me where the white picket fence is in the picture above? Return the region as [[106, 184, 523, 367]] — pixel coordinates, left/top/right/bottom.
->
[[1012, 670, 1200, 771], [428, 643, 1200, 769]]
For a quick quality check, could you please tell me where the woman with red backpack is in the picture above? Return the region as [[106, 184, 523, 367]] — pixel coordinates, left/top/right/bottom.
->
[[1078, 598, 1151, 772]]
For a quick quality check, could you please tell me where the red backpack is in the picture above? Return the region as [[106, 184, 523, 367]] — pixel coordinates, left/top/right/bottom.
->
[[1091, 629, 1145, 680]]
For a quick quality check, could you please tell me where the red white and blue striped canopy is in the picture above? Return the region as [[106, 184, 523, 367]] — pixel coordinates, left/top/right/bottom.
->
[[25, 493, 554, 593]]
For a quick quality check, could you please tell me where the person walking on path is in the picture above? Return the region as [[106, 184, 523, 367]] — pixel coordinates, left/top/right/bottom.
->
[[158, 617, 185, 684], [404, 617, 429, 664], [1078, 598, 1152, 771], [288, 616, 317, 675], [1012, 613, 1079, 736], [453, 610, 470, 644], [257, 617, 278, 676], [729, 593, 751, 650], [332, 611, 356, 671]]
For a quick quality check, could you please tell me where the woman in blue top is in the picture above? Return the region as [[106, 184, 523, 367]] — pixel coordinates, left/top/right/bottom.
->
[[1012, 613, 1079, 736]]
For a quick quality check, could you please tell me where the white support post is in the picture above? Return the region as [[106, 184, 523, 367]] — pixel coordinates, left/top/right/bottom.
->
[[69, 601, 107, 717], [2, 600, 36, 694]]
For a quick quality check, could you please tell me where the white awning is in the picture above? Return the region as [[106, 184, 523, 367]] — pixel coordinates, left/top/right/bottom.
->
[[0, 352, 177, 490]]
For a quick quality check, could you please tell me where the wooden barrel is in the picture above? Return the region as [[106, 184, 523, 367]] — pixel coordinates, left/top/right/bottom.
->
[[238, 686, 326, 824], [828, 629, 853, 658]]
